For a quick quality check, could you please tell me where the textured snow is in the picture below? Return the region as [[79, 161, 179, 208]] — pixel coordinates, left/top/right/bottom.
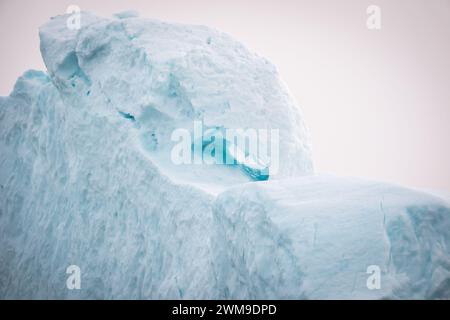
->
[[39, 11, 312, 190], [0, 12, 449, 299]]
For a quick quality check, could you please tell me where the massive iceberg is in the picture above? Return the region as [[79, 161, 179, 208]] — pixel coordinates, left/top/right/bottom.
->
[[0, 12, 449, 299]]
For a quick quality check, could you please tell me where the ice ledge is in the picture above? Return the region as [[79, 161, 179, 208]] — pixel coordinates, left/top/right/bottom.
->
[[212, 175, 450, 299]]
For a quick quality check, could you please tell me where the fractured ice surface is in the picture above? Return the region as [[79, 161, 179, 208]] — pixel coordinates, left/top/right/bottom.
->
[[0, 12, 449, 299]]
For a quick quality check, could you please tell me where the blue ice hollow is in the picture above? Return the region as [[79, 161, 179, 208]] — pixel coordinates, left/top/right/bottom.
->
[[192, 127, 270, 181]]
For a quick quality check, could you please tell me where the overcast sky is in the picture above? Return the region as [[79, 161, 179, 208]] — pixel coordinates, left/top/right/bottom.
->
[[1, 0, 449, 193]]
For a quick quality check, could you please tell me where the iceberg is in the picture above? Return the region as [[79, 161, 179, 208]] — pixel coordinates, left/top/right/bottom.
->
[[0, 11, 449, 299]]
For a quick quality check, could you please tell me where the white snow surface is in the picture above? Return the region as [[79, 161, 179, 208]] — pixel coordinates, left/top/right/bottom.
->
[[0, 12, 449, 299]]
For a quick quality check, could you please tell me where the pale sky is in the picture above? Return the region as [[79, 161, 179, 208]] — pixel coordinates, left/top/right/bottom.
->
[[1, 0, 449, 193]]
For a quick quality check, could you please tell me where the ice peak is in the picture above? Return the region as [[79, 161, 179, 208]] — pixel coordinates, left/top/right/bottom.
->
[[38, 12, 313, 186]]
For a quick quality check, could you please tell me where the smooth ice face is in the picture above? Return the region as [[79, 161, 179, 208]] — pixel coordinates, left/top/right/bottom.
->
[[38, 11, 313, 190], [213, 175, 450, 299]]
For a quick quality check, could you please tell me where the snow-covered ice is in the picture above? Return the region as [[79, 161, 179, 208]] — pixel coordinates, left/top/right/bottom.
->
[[213, 175, 450, 299], [0, 11, 449, 299]]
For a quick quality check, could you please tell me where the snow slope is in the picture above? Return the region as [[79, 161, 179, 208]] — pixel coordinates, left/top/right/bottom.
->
[[0, 12, 449, 299]]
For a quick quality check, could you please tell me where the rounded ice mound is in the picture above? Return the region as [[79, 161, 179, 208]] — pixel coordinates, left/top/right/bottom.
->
[[39, 12, 313, 188]]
